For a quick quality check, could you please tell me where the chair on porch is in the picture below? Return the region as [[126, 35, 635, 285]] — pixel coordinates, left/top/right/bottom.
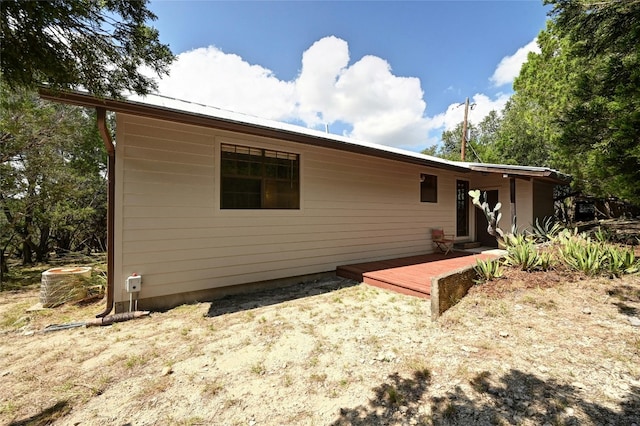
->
[[431, 228, 455, 255]]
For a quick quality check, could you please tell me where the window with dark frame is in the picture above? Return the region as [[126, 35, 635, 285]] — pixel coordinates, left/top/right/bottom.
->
[[220, 143, 300, 209], [456, 180, 469, 236], [420, 174, 437, 203]]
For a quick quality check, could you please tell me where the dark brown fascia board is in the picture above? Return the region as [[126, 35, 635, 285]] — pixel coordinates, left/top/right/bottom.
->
[[39, 89, 469, 173], [467, 165, 571, 184]]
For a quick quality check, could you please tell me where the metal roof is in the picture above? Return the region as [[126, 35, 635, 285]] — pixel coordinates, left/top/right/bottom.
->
[[39, 89, 468, 173], [460, 162, 571, 184], [39, 88, 570, 183]]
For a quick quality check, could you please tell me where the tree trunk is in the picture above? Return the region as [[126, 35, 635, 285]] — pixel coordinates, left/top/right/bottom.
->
[[21, 239, 33, 265], [36, 224, 50, 262], [0, 248, 7, 291]]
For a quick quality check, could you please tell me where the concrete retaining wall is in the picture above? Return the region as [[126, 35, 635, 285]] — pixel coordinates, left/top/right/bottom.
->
[[430, 265, 479, 320]]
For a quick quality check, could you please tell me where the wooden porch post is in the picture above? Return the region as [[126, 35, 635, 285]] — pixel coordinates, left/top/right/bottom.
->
[[510, 176, 516, 229]]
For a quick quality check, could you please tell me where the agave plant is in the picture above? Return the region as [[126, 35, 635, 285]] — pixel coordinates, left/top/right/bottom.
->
[[593, 227, 613, 244], [602, 245, 639, 277], [529, 216, 563, 243], [558, 234, 606, 276], [504, 238, 544, 272], [473, 258, 504, 284]]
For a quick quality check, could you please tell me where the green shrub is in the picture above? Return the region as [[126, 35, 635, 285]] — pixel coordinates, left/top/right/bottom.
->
[[494, 226, 638, 278], [558, 234, 605, 276], [504, 238, 546, 272], [503, 231, 530, 248], [473, 259, 504, 284], [556, 231, 639, 277], [529, 216, 563, 243], [593, 227, 613, 244], [602, 245, 639, 277], [539, 250, 554, 271]]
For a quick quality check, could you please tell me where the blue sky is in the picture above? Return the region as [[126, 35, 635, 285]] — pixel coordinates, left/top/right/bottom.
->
[[145, 1, 550, 151]]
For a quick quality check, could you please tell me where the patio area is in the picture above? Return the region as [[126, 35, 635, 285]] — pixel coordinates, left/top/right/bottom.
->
[[336, 249, 503, 299]]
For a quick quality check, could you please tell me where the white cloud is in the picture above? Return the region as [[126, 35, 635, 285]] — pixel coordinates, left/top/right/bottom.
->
[[155, 46, 297, 120], [147, 36, 520, 151], [294, 36, 350, 125], [490, 38, 540, 87], [296, 37, 429, 146], [150, 36, 432, 148], [429, 93, 511, 132]]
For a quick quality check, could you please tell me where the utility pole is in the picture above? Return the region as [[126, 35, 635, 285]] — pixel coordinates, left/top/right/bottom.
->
[[461, 97, 469, 161]]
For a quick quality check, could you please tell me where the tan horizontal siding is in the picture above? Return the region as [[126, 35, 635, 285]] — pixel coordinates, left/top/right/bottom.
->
[[125, 237, 429, 275], [122, 227, 427, 254], [123, 169, 213, 187], [122, 220, 440, 242], [122, 193, 214, 208], [122, 211, 449, 226], [124, 121, 212, 144], [123, 158, 214, 177], [126, 241, 431, 293], [114, 113, 458, 303], [124, 145, 213, 166]]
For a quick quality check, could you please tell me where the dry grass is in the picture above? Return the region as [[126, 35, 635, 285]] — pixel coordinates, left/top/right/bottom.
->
[[0, 273, 639, 425]]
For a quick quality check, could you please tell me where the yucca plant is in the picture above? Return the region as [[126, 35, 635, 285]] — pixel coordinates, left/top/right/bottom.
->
[[504, 238, 544, 272], [503, 231, 529, 248], [602, 245, 639, 277], [593, 227, 613, 244], [538, 250, 555, 271], [558, 235, 605, 276], [529, 216, 563, 243], [473, 258, 504, 284]]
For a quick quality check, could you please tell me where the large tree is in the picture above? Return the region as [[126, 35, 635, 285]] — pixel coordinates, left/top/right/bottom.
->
[[493, 21, 581, 170], [0, 0, 174, 97], [0, 84, 107, 276], [502, 0, 640, 202], [545, 0, 640, 203]]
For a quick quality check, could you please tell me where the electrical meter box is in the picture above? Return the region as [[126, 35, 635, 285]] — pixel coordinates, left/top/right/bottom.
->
[[126, 274, 142, 292]]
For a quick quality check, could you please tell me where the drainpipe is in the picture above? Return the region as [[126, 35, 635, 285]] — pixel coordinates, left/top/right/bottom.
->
[[96, 107, 115, 317]]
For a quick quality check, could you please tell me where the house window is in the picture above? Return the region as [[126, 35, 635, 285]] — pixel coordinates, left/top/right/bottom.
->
[[420, 174, 437, 203], [220, 143, 300, 209], [456, 180, 469, 236]]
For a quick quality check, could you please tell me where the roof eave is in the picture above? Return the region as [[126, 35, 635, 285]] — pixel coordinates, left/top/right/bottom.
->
[[467, 164, 571, 184], [39, 88, 469, 173]]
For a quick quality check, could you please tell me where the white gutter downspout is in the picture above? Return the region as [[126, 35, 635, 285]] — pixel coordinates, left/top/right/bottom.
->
[[96, 108, 115, 318]]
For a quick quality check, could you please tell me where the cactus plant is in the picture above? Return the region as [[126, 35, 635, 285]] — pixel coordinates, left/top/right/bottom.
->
[[469, 189, 505, 242]]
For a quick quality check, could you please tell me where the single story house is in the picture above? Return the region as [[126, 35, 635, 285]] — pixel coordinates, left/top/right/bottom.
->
[[40, 90, 569, 314]]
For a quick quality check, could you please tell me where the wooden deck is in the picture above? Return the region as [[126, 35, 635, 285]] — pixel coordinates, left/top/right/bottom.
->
[[336, 251, 500, 299]]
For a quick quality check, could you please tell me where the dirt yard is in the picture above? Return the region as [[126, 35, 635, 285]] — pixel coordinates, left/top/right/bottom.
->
[[1, 271, 639, 425]]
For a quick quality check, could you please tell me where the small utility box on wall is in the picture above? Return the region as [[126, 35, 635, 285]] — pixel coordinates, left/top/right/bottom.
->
[[126, 274, 142, 292]]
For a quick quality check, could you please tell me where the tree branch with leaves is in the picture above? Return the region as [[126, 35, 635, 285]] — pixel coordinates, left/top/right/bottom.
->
[[0, 0, 174, 97]]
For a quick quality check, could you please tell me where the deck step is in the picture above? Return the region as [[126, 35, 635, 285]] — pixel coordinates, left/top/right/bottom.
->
[[362, 275, 430, 299], [336, 252, 495, 300], [335, 266, 363, 283]]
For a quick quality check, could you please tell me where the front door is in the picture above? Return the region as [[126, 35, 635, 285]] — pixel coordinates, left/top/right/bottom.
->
[[475, 190, 499, 248], [456, 180, 469, 237]]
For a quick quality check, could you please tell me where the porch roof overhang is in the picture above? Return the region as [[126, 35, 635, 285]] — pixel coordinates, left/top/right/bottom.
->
[[462, 162, 571, 185], [39, 88, 470, 174]]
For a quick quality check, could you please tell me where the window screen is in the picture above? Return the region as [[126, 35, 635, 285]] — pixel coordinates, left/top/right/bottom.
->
[[220, 143, 300, 209], [420, 174, 437, 203]]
